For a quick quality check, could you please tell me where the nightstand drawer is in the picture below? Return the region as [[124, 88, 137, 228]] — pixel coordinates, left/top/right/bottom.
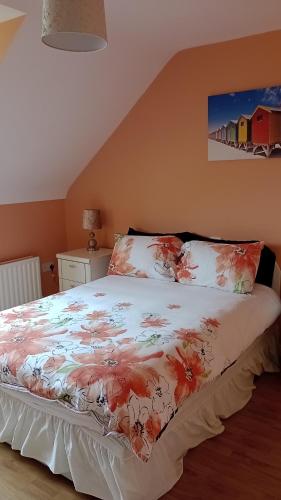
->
[[61, 279, 81, 291], [61, 260, 86, 283]]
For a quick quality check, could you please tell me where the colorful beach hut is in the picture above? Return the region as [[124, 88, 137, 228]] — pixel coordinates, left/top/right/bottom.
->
[[226, 120, 238, 146], [209, 130, 216, 140], [221, 125, 226, 143], [238, 114, 251, 148], [252, 105, 281, 156]]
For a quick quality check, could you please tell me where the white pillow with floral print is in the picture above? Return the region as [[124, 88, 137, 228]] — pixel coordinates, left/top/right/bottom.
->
[[108, 235, 183, 281], [176, 240, 264, 294]]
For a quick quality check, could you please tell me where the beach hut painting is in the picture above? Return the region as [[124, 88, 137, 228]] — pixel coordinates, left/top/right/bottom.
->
[[208, 85, 281, 160]]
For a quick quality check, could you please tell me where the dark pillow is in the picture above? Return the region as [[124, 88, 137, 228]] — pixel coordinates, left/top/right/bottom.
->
[[127, 227, 276, 288]]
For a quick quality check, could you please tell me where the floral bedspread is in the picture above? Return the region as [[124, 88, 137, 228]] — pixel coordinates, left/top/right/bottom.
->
[[0, 275, 273, 461]]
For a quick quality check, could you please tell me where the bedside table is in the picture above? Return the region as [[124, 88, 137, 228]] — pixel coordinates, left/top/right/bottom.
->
[[56, 248, 112, 292]]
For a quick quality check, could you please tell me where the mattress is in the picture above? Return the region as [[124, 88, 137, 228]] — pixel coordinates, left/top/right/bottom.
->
[[0, 276, 280, 461]]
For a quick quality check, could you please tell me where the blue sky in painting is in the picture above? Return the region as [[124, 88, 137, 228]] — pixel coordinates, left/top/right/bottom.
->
[[208, 86, 281, 132]]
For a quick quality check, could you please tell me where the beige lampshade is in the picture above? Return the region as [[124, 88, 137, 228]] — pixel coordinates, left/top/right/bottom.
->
[[82, 209, 102, 231], [42, 0, 107, 52]]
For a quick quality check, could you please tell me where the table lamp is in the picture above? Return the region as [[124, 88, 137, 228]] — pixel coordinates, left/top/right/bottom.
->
[[82, 209, 101, 251]]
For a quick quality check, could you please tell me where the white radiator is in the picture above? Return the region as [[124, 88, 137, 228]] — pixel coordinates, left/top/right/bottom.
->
[[0, 256, 42, 311]]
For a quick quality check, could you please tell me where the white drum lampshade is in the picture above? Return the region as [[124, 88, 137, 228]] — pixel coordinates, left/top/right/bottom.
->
[[42, 0, 107, 52]]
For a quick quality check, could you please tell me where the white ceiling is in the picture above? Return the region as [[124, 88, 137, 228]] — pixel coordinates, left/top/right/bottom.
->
[[1, 0, 281, 204]]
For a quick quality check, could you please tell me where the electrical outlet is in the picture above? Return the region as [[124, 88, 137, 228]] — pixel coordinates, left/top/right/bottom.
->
[[42, 261, 55, 273]]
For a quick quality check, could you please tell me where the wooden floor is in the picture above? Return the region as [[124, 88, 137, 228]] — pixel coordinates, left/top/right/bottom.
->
[[0, 373, 281, 500]]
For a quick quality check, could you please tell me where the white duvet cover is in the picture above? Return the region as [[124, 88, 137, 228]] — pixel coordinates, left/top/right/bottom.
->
[[0, 275, 280, 462], [84, 276, 280, 369]]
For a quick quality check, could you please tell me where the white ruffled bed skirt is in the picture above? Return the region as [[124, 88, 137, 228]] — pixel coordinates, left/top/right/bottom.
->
[[0, 320, 280, 500]]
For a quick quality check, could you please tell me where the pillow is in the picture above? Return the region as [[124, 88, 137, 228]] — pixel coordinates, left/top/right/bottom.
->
[[128, 227, 275, 288], [176, 240, 264, 294], [108, 235, 183, 281]]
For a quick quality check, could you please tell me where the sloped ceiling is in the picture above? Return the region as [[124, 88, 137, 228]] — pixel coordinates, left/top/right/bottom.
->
[[0, 4, 25, 61], [1, 0, 281, 204]]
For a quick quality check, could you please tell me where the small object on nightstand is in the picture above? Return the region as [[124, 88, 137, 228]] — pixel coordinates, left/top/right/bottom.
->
[[82, 209, 102, 252], [56, 248, 112, 292]]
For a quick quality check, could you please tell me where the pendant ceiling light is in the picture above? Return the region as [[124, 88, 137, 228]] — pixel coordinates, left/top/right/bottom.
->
[[42, 0, 107, 52]]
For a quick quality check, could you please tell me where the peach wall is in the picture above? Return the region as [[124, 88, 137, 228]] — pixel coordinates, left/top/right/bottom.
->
[[0, 6, 25, 62], [66, 30, 281, 263], [0, 200, 66, 296]]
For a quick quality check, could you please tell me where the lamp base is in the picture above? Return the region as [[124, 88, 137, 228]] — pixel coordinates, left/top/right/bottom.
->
[[87, 232, 98, 252]]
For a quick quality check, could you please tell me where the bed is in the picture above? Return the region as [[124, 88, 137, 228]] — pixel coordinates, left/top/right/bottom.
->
[[0, 266, 280, 500]]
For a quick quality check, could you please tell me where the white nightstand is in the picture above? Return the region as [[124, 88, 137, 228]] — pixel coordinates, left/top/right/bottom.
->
[[56, 248, 112, 292]]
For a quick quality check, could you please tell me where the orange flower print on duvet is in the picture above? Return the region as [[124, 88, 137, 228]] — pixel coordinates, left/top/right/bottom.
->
[[63, 302, 87, 313], [86, 310, 109, 321], [17, 354, 64, 400], [1, 306, 47, 323], [211, 242, 263, 293], [21, 370, 57, 399], [174, 328, 203, 344], [166, 348, 205, 406], [0, 324, 67, 376], [117, 395, 162, 461], [174, 317, 220, 345], [202, 317, 220, 334], [72, 322, 127, 344], [141, 314, 170, 328], [43, 355, 66, 372], [69, 345, 163, 412]]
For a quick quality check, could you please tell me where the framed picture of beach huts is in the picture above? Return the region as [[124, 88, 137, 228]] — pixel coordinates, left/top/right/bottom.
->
[[208, 85, 281, 160]]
